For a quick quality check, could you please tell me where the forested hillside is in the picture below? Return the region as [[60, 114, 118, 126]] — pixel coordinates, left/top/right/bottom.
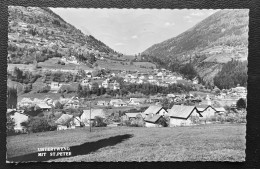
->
[[214, 60, 247, 89], [8, 6, 117, 65], [142, 9, 249, 85]]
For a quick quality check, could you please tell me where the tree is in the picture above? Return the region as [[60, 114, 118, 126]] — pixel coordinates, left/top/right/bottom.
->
[[7, 86, 17, 109], [236, 98, 246, 109], [180, 63, 197, 80], [92, 116, 107, 127], [157, 116, 168, 127], [7, 115, 16, 135]]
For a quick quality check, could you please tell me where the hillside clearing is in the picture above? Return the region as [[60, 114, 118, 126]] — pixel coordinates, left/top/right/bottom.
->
[[7, 123, 245, 162]]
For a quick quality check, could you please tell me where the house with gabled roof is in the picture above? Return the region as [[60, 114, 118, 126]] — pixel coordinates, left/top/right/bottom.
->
[[8, 111, 29, 133], [36, 102, 52, 111], [55, 114, 74, 130], [143, 105, 168, 117], [97, 100, 110, 106], [128, 98, 147, 105], [144, 114, 164, 127], [196, 105, 226, 118], [80, 109, 106, 126], [124, 112, 145, 121], [168, 105, 202, 126], [196, 104, 215, 119]]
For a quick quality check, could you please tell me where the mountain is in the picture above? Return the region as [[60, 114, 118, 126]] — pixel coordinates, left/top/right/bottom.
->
[[8, 6, 117, 65], [142, 9, 249, 84]]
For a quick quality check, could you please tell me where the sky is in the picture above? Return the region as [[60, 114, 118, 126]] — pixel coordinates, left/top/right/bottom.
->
[[50, 8, 219, 55]]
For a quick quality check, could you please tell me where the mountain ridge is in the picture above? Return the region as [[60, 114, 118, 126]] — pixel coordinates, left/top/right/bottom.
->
[[8, 6, 118, 65], [142, 9, 249, 84]]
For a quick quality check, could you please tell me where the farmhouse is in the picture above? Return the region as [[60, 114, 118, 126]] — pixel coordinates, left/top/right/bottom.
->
[[101, 80, 109, 88], [97, 100, 109, 106], [8, 111, 29, 133], [50, 82, 63, 93], [168, 105, 202, 127], [109, 99, 125, 106], [128, 98, 147, 105], [80, 78, 91, 87], [124, 112, 145, 121], [196, 105, 216, 119], [18, 98, 33, 108], [144, 114, 164, 127], [55, 114, 74, 130], [143, 105, 168, 117], [36, 102, 52, 111], [70, 116, 82, 128], [80, 109, 106, 126], [113, 100, 128, 107]]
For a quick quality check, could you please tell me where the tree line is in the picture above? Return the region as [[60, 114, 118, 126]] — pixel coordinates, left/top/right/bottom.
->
[[77, 81, 195, 98]]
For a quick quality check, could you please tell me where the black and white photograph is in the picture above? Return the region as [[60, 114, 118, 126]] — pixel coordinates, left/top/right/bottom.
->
[[6, 6, 248, 162]]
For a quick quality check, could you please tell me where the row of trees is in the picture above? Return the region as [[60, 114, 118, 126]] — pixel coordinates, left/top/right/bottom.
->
[[8, 67, 41, 84], [77, 82, 195, 98]]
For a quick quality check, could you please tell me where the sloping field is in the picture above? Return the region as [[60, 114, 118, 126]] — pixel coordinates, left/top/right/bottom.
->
[[97, 59, 154, 72], [7, 123, 245, 162]]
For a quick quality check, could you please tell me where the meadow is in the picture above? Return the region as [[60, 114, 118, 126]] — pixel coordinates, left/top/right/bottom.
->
[[7, 123, 245, 162]]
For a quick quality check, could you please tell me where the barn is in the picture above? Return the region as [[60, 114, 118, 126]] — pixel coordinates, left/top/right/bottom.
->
[[168, 105, 202, 127]]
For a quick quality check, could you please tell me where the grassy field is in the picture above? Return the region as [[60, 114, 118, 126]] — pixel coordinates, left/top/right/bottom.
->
[[97, 59, 154, 72], [7, 123, 245, 162]]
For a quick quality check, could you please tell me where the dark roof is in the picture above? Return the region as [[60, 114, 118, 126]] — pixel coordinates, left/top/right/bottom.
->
[[144, 114, 162, 123], [143, 105, 163, 115], [168, 105, 199, 119]]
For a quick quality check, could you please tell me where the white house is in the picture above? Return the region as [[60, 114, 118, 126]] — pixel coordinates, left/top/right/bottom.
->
[[9, 111, 29, 133], [80, 109, 106, 126], [168, 105, 202, 127], [50, 82, 63, 93], [196, 105, 216, 119], [113, 100, 127, 107], [102, 79, 109, 88], [80, 78, 91, 87], [128, 98, 147, 105], [97, 100, 110, 106]]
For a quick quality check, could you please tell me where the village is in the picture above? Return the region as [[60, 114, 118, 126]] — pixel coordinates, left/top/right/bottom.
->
[[7, 65, 247, 134]]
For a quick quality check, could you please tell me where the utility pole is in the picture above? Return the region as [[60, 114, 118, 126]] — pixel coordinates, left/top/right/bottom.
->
[[89, 101, 91, 132]]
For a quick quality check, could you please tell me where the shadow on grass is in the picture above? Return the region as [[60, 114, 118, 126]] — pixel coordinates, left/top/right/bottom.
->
[[7, 134, 133, 162]]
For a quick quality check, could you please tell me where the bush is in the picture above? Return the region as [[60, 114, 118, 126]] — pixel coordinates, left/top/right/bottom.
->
[[26, 116, 57, 133], [58, 85, 77, 93], [236, 98, 246, 109], [92, 116, 107, 127], [157, 117, 168, 127], [37, 85, 51, 93], [7, 115, 16, 136]]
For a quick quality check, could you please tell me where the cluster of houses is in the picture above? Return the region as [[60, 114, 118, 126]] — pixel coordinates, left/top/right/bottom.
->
[[8, 94, 226, 132], [53, 103, 226, 130], [214, 86, 247, 100], [44, 67, 198, 94], [117, 68, 198, 86], [122, 104, 226, 127]]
